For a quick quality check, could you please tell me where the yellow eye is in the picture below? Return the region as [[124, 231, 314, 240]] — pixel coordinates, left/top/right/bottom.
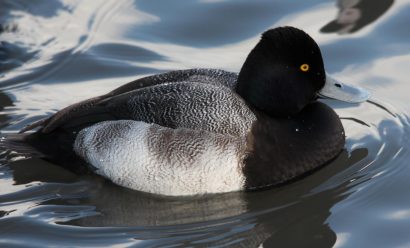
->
[[300, 64, 309, 72]]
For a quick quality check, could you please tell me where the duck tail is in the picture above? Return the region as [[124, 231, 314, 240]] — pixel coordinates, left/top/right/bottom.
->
[[0, 132, 44, 157], [1, 131, 91, 174]]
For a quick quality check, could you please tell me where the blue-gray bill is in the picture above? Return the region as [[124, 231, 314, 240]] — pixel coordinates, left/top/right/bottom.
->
[[318, 73, 370, 103]]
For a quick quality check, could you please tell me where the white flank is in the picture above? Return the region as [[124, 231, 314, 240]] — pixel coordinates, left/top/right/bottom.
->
[[74, 120, 245, 196]]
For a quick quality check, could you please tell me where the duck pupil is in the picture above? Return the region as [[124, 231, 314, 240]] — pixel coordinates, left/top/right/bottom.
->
[[335, 83, 342, 88]]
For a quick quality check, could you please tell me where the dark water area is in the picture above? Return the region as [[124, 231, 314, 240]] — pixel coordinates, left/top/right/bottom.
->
[[1, 0, 410, 247]]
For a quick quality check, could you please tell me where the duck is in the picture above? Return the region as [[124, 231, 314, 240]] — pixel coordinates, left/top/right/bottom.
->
[[17, 26, 369, 196]]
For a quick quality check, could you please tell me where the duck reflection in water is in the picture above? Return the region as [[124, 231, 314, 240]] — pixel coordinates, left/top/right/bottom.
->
[[321, 0, 394, 34], [8, 147, 367, 247]]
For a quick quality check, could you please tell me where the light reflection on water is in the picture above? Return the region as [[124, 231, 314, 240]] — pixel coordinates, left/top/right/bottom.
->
[[1, 0, 410, 247]]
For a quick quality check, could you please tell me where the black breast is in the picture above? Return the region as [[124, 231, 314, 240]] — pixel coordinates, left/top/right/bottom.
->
[[243, 101, 345, 190]]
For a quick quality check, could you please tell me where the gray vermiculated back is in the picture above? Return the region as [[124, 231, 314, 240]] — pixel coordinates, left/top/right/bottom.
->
[[36, 69, 240, 133], [103, 81, 256, 137]]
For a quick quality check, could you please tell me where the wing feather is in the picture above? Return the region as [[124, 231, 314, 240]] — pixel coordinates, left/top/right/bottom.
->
[[19, 69, 245, 135]]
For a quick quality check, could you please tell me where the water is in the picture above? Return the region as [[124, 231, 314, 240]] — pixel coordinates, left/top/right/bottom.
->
[[1, 0, 410, 247]]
